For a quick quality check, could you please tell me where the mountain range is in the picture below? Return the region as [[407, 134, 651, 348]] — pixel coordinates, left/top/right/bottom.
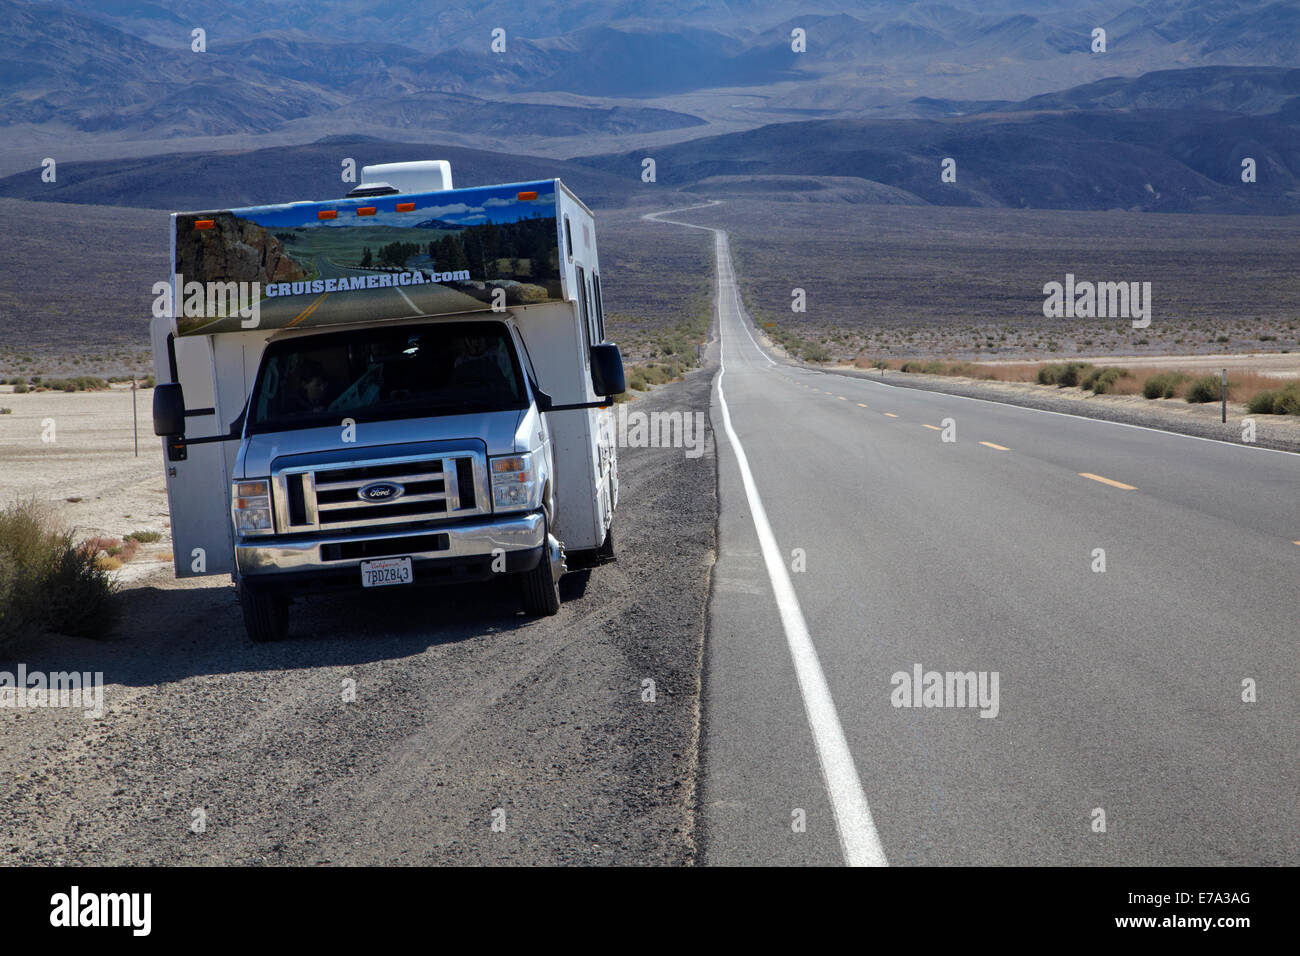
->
[[3, 0, 1299, 155], [5, 67, 1295, 215]]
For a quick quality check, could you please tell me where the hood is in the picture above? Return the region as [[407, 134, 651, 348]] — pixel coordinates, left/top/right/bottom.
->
[[235, 408, 524, 478]]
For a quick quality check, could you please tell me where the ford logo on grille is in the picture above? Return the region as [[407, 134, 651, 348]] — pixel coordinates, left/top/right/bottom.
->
[[358, 481, 404, 503]]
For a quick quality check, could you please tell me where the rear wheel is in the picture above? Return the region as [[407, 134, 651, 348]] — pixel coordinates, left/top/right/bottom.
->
[[520, 525, 562, 616], [238, 580, 290, 642]]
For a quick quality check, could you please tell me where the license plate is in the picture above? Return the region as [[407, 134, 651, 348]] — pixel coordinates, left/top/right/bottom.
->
[[360, 557, 413, 588]]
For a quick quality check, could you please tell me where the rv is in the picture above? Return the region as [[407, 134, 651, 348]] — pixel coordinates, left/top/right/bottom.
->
[[150, 161, 624, 641]]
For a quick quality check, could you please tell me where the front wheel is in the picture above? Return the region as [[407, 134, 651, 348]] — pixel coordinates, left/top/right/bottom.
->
[[595, 526, 615, 563], [520, 528, 563, 616], [238, 580, 290, 642]]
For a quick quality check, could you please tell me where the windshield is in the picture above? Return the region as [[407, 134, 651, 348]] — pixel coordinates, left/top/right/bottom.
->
[[247, 321, 528, 434]]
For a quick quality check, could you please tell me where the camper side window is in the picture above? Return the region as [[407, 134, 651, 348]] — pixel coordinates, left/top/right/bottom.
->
[[592, 273, 605, 342], [575, 264, 592, 362]]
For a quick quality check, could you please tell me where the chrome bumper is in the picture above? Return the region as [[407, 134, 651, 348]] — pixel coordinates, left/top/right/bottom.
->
[[235, 511, 545, 576]]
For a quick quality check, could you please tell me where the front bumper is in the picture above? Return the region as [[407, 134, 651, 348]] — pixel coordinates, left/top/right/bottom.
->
[[235, 511, 545, 594]]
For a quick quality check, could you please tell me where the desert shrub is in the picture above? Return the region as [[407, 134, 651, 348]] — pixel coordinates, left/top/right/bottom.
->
[[126, 530, 162, 544], [642, 362, 680, 385], [1246, 391, 1278, 414], [1142, 372, 1187, 399], [42, 376, 109, 393], [0, 407, 10, 415], [1277, 383, 1300, 415], [0, 499, 119, 647], [801, 342, 831, 363], [1249, 382, 1300, 415], [1083, 367, 1128, 394], [1036, 364, 1064, 385], [1184, 375, 1224, 403], [1057, 362, 1093, 387], [12, 383, 28, 394], [1037, 362, 1093, 387]]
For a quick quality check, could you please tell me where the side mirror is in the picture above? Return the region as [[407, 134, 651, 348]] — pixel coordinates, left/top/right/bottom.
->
[[590, 343, 626, 398], [153, 382, 186, 436]]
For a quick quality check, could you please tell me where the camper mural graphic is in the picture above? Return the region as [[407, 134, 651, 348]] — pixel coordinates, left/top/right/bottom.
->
[[172, 181, 563, 335]]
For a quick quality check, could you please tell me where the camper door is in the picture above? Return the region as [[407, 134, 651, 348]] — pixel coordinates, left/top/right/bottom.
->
[[151, 314, 236, 577]]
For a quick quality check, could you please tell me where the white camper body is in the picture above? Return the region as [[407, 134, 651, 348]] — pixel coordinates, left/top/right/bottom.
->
[[150, 165, 622, 639]]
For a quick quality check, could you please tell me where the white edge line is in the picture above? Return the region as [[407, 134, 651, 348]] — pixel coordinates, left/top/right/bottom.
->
[[711, 238, 887, 868], [804, 368, 1299, 459], [393, 284, 420, 314]]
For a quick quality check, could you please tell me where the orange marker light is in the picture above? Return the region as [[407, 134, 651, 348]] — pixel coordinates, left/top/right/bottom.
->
[[318, 210, 338, 220], [356, 206, 376, 216], [517, 191, 538, 201], [395, 202, 415, 212], [194, 219, 215, 230]]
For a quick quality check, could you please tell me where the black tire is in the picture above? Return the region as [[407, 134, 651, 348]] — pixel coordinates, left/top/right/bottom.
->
[[595, 526, 615, 563], [238, 580, 290, 642], [520, 529, 562, 617]]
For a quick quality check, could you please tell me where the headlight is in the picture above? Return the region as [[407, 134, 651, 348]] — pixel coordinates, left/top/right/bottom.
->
[[490, 453, 540, 513], [232, 479, 273, 534]]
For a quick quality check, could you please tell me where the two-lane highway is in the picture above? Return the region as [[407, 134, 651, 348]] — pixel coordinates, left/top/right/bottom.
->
[[647, 207, 1299, 866]]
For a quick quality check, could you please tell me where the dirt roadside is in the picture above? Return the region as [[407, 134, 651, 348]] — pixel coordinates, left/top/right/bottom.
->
[[0, 384, 171, 582], [0, 369, 717, 865]]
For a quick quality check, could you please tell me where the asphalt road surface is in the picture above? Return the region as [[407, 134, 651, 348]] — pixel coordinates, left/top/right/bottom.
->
[[645, 206, 1298, 867]]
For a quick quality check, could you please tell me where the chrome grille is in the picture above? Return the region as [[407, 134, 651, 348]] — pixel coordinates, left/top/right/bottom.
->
[[274, 451, 489, 532]]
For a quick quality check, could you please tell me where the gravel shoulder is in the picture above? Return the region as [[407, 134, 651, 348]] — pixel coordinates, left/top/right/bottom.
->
[[0, 369, 717, 865]]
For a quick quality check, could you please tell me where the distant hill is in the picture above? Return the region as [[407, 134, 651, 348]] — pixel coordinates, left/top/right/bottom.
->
[[574, 82, 1300, 214], [0, 137, 681, 211], [0, 1, 708, 138], [920, 67, 1300, 117], [681, 175, 926, 205]]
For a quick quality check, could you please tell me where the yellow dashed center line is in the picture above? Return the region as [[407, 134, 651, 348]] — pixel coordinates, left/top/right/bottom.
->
[[838, 396, 847, 401], [1079, 472, 1137, 490], [980, 441, 1010, 451], [884, 413, 898, 418], [921, 424, 941, 431], [287, 291, 330, 327], [856, 403, 868, 408]]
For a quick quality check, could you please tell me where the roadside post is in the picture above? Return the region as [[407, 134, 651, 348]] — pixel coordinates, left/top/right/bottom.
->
[[1221, 368, 1227, 424], [132, 378, 138, 456]]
